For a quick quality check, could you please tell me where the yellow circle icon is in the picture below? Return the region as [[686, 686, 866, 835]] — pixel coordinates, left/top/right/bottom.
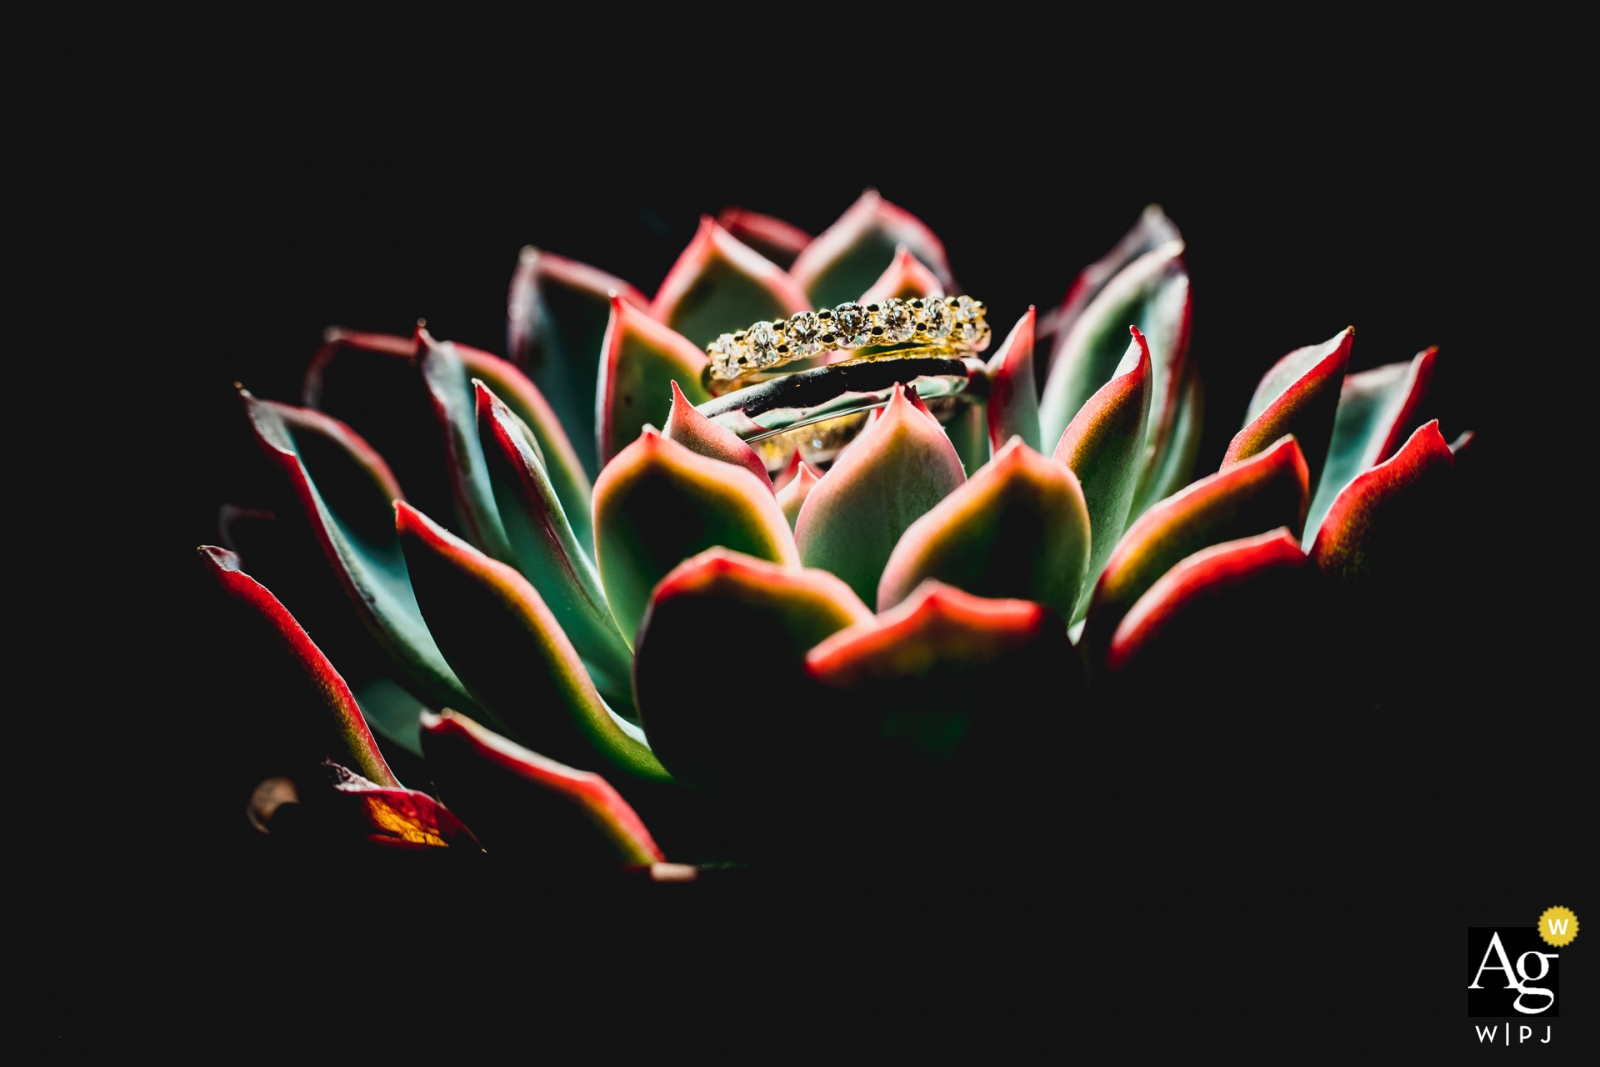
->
[[1538, 906, 1579, 947]]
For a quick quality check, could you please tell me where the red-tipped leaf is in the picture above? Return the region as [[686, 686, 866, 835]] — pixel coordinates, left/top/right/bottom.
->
[[1223, 327, 1353, 493], [859, 244, 945, 303], [715, 207, 812, 269], [790, 189, 956, 308], [986, 307, 1042, 454], [661, 380, 772, 490], [650, 216, 810, 349], [878, 437, 1091, 620], [596, 295, 713, 467]]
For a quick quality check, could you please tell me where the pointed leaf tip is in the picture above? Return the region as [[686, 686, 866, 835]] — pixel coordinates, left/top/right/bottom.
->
[[1106, 528, 1310, 675], [986, 307, 1041, 454], [777, 460, 822, 528], [475, 381, 634, 710], [1311, 419, 1454, 585], [508, 247, 648, 479], [794, 382, 967, 606], [791, 190, 956, 308], [662, 380, 772, 490], [395, 500, 668, 782], [714, 207, 812, 269], [649, 216, 809, 349], [878, 437, 1091, 619], [1224, 327, 1353, 492], [593, 427, 798, 645], [1303, 346, 1438, 541], [198, 545, 398, 787], [1053, 326, 1154, 619], [597, 297, 712, 467], [1084, 434, 1310, 666], [859, 244, 945, 303], [420, 709, 663, 865]]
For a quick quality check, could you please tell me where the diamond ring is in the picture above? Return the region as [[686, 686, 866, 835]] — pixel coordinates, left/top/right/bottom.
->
[[705, 295, 991, 382]]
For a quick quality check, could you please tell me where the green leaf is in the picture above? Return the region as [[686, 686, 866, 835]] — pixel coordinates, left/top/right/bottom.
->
[[1105, 529, 1316, 680], [661, 380, 772, 489], [198, 546, 399, 786], [650, 216, 810, 350], [416, 330, 515, 564], [1303, 347, 1436, 544], [457, 342, 595, 554], [986, 307, 1042, 455], [1130, 354, 1203, 516], [397, 502, 669, 783], [592, 427, 798, 647], [1082, 435, 1310, 668], [1038, 238, 1190, 498], [240, 390, 479, 716], [353, 677, 428, 759], [790, 189, 956, 308], [1310, 420, 1455, 586], [805, 582, 1082, 776], [633, 549, 872, 798], [776, 458, 822, 528], [859, 244, 945, 302], [596, 295, 713, 467], [508, 247, 649, 478], [1223, 327, 1353, 493], [878, 437, 1091, 620], [476, 381, 636, 717], [794, 384, 967, 607], [1052, 327, 1153, 620], [420, 709, 665, 865]]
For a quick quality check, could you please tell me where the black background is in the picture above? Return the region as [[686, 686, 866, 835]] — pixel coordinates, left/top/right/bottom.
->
[[30, 30, 1593, 1052]]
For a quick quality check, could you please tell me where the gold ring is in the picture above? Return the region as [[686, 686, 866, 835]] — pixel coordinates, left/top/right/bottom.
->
[[705, 295, 991, 381]]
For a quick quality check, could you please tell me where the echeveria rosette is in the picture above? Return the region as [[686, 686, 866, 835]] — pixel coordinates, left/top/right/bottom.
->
[[205, 193, 1471, 866]]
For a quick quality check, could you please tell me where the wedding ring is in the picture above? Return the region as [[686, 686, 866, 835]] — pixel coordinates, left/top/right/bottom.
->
[[705, 295, 991, 381]]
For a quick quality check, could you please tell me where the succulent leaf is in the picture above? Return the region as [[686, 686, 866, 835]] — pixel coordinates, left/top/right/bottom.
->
[[1105, 528, 1313, 676], [1083, 435, 1310, 662], [302, 328, 464, 538], [661, 380, 772, 490], [476, 382, 635, 714], [650, 216, 810, 349], [986, 307, 1042, 455], [805, 582, 1080, 774], [317, 762, 480, 849], [632, 549, 872, 797], [1052, 327, 1154, 618], [1223, 327, 1353, 493], [198, 546, 399, 786], [776, 460, 822, 528], [878, 437, 1091, 620], [1131, 355, 1204, 515], [592, 428, 799, 646], [395, 501, 670, 783], [240, 389, 479, 716], [714, 207, 812, 269], [596, 295, 713, 467], [420, 709, 664, 865], [416, 329, 516, 564], [1037, 205, 1182, 366], [508, 247, 649, 477], [455, 342, 594, 553], [1303, 347, 1437, 543], [790, 189, 956, 308], [859, 244, 945, 303], [794, 383, 967, 607], [1310, 419, 1455, 585], [1038, 238, 1190, 498]]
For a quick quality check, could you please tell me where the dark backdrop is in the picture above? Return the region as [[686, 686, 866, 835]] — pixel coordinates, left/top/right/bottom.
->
[[79, 39, 1590, 1047]]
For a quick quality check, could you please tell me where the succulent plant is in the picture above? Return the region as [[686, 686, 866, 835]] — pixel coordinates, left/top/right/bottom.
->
[[202, 191, 1470, 870]]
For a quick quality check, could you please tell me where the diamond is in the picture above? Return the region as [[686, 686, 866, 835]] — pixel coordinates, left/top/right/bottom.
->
[[919, 297, 953, 340], [747, 320, 781, 367], [833, 302, 870, 346], [953, 295, 984, 342], [787, 311, 823, 357], [708, 333, 747, 377], [874, 297, 915, 342]]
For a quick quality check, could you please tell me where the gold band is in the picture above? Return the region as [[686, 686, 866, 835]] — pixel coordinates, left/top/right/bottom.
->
[[706, 295, 990, 381]]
